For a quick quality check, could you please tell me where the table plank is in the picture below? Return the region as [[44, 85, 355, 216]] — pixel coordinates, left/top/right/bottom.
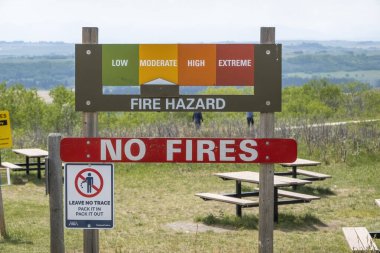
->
[[214, 171, 311, 187], [12, 148, 48, 157], [196, 193, 259, 207], [273, 175, 312, 186], [280, 158, 321, 167], [0, 162, 22, 169], [215, 171, 260, 183], [277, 189, 320, 201], [342, 227, 379, 251]]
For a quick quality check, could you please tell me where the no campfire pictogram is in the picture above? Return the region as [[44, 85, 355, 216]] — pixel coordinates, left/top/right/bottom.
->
[[74, 168, 104, 198]]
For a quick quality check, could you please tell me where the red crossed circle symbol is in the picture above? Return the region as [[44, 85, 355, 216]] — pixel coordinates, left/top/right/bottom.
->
[[74, 168, 104, 198]]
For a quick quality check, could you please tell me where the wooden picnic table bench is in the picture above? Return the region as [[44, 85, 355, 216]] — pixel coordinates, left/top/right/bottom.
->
[[196, 171, 320, 223], [342, 227, 379, 252], [196, 193, 259, 208], [0, 162, 23, 185]]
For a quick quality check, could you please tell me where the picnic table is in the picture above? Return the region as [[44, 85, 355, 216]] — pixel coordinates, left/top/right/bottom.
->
[[278, 158, 331, 189], [12, 148, 48, 179], [196, 171, 320, 222]]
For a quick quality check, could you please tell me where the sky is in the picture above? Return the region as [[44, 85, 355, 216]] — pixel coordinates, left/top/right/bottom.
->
[[1, 0, 380, 43]]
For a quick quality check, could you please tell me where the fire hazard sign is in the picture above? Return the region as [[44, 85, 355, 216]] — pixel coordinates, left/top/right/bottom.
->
[[65, 163, 114, 229]]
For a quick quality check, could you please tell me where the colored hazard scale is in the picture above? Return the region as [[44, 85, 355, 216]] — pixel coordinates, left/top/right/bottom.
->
[[102, 44, 255, 86]]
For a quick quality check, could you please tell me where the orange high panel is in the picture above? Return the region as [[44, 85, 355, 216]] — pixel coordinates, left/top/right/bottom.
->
[[139, 44, 178, 84], [178, 44, 216, 86]]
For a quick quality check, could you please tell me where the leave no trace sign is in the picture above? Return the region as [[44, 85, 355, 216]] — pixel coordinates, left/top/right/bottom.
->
[[65, 163, 114, 229]]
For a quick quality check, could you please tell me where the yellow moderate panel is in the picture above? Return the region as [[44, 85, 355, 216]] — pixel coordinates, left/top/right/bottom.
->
[[139, 44, 178, 84]]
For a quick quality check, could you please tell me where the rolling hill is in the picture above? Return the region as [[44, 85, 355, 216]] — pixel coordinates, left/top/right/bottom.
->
[[1, 40, 380, 89]]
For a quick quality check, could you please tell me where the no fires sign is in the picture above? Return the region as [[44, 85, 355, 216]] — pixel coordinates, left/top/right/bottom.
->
[[65, 163, 114, 229]]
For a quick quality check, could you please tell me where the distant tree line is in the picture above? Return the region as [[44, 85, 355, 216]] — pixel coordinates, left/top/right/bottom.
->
[[280, 79, 380, 120], [282, 76, 357, 87], [284, 54, 380, 73], [0, 56, 74, 89]]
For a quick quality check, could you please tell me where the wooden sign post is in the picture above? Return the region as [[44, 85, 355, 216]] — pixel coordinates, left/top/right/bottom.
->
[[48, 133, 64, 253], [259, 27, 276, 253], [82, 27, 99, 253]]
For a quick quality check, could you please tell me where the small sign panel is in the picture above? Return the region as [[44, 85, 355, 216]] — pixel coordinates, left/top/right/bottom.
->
[[60, 138, 297, 164], [65, 163, 114, 229], [178, 44, 216, 85], [102, 44, 139, 86], [0, 110, 12, 149], [139, 44, 178, 84], [216, 44, 254, 86]]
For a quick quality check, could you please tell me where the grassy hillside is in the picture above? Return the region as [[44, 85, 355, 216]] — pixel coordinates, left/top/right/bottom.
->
[[0, 80, 379, 252], [0, 151, 379, 252]]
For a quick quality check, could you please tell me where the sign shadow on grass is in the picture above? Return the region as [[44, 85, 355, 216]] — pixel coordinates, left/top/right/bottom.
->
[[195, 213, 258, 230], [295, 185, 336, 197], [10, 174, 45, 187], [276, 212, 327, 231], [1, 234, 33, 246], [196, 211, 326, 231]]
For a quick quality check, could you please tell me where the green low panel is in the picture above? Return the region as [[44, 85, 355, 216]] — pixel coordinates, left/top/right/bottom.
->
[[102, 44, 139, 86]]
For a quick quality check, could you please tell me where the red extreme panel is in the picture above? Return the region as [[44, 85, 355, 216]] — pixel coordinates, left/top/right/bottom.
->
[[216, 44, 254, 86], [60, 138, 296, 164]]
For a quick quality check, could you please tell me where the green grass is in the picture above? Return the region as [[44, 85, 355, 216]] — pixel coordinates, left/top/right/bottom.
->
[[0, 157, 379, 252]]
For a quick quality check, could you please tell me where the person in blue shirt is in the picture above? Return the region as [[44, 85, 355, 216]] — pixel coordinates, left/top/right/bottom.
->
[[192, 112, 203, 130], [246, 112, 254, 127]]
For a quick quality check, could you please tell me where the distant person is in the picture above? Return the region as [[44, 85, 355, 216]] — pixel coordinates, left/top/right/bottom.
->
[[246, 112, 254, 128], [192, 112, 203, 130]]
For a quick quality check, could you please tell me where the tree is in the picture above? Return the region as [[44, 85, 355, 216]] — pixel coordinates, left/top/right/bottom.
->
[[45, 85, 80, 136]]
